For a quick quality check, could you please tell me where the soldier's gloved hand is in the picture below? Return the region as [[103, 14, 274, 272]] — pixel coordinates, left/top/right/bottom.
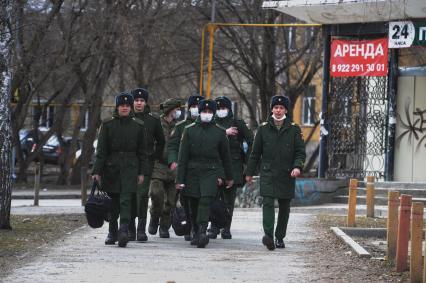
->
[[291, 168, 301, 178], [169, 162, 178, 171], [137, 175, 144, 184], [226, 127, 238, 136], [92, 174, 101, 184], [225, 179, 234, 189], [175, 183, 185, 190], [217, 178, 223, 186], [245, 176, 253, 185]]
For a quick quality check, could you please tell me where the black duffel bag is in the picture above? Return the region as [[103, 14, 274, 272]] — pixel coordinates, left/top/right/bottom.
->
[[209, 187, 231, 229], [85, 180, 112, 229], [172, 191, 191, 236]]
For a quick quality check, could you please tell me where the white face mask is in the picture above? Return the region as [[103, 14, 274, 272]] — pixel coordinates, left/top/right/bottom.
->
[[216, 109, 229, 118], [190, 107, 199, 117], [272, 114, 286, 121], [173, 110, 182, 120], [200, 113, 213, 122]]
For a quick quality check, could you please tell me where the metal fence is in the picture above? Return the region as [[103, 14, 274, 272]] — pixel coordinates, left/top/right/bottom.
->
[[327, 76, 388, 180]]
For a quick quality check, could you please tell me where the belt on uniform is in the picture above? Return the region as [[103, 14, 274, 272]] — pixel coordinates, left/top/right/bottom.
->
[[111, 151, 136, 155], [188, 160, 221, 167]]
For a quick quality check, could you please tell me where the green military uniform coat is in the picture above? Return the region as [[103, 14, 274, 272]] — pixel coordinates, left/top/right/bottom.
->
[[167, 117, 195, 165], [176, 118, 233, 198], [92, 112, 146, 193], [245, 116, 306, 199], [135, 105, 165, 176], [214, 114, 253, 185]]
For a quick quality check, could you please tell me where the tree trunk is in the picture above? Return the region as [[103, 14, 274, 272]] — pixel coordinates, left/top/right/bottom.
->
[[0, 0, 13, 230]]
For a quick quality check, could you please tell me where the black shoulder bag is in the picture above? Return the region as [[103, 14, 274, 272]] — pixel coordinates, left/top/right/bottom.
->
[[84, 180, 112, 229], [209, 186, 231, 229]]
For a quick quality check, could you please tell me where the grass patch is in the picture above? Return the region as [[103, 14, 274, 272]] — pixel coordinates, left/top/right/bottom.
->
[[0, 214, 86, 276]]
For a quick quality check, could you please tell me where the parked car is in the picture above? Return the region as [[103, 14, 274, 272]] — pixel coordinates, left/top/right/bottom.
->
[[18, 129, 37, 160], [30, 134, 77, 165], [74, 139, 97, 167]]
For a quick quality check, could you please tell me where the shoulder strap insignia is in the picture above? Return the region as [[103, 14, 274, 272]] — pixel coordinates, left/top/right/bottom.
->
[[102, 117, 115, 124], [132, 117, 145, 126], [184, 122, 196, 129], [261, 122, 268, 126], [149, 112, 160, 120]]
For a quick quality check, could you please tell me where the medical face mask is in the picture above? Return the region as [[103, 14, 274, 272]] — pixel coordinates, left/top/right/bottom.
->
[[272, 114, 286, 121], [200, 113, 214, 122], [173, 110, 182, 119], [216, 109, 229, 118], [189, 107, 199, 117]]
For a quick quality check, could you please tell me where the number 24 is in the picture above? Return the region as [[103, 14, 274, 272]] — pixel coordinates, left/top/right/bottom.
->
[[392, 24, 409, 39]]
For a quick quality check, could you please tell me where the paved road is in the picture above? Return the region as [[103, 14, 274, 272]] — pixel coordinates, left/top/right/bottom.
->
[[2, 210, 317, 283]]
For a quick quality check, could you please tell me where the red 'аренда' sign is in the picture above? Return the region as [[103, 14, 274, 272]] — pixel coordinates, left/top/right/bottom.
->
[[330, 38, 388, 77]]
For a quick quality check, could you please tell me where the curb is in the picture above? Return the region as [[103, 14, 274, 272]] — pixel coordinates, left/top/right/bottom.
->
[[331, 227, 371, 258]]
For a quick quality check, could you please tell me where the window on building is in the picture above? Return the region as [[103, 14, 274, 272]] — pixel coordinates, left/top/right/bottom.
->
[[287, 27, 296, 52], [304, 27, 316, 53], [33, 104, 55, 129], [302, 85, 316, 126], [80, 110, 90, 131]]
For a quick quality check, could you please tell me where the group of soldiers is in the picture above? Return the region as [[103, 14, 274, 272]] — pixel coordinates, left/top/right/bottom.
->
[[92, 88, 306, 251]]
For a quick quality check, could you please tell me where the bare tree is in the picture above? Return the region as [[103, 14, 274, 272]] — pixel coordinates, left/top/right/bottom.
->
[[0, 0, 13, 229], [12, 0, 65, 182], [192, 0, 322, 124]]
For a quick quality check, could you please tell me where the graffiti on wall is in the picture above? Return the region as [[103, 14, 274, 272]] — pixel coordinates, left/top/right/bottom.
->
[[396, 97, 426, 152], [295, 179, 320, 204]]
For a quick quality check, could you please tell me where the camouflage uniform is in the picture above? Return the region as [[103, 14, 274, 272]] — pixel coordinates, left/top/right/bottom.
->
[[149, 98, 181, 238]]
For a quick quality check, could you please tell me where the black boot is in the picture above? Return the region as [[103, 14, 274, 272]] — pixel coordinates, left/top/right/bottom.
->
[[190, 225, 199, 246], [275, 238, 285, 248], [148, 217, 159, 235], [159, 226, 170, 238], [184, 234, 192, 241], [221, 227, 232, 239], [197, 224, 209, 248], [262, 234, 275, 251], [128, 218, 136, 241], [137, 218, 148, 242], [118, 224, 129, 248], [207, 224, 219, 239], [105, 221, 118, 245]]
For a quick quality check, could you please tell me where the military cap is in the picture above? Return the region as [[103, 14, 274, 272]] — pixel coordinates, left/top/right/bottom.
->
[[198, 99, 217, 114], [215, 96, 232, 111], [160, 98, 182, 115], [131, 87, 149, 102], [187, 94, 204, 108], [270, 95, 290, 110], [115, 92, 134, 107]]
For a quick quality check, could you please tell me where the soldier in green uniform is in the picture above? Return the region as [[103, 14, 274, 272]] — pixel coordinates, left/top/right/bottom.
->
[[92, 92, 146, 248], [245, 95, 305, 251], [149, 98, 182, 238], [168, 94, 204, 241], [208, 96, 253, 240], [130, 87, 165, 242], [175, 99, 234, 248]]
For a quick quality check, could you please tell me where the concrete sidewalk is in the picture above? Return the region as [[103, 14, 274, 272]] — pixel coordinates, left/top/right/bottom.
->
[[11, 197, 391, 217], [2, 211, 317, 283]]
